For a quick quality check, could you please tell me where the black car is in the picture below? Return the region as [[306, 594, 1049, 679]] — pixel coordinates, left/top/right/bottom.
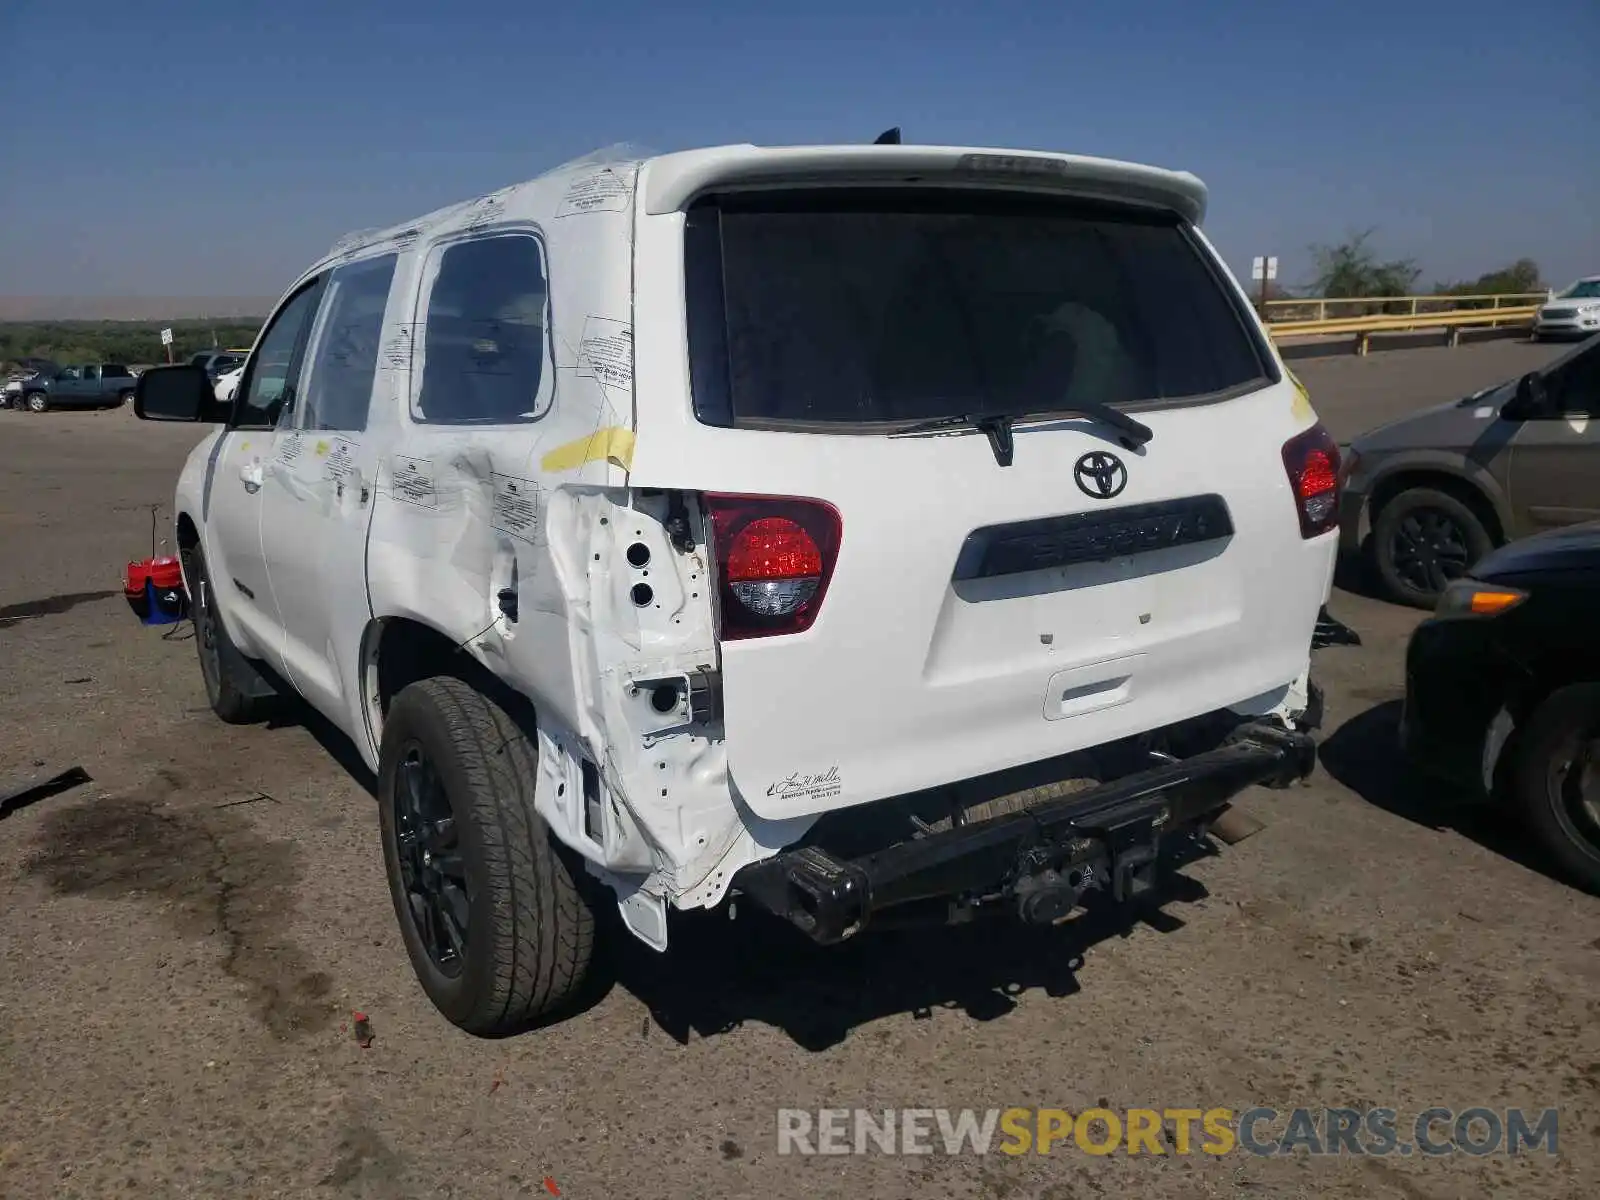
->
[[1402, 522, 1600, 892]]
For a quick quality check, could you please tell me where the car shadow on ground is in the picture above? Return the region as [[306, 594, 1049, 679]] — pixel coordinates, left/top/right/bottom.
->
[[1318, 698, 1556, 883], [262, 692, 378, 798], [1332, 547, 1377, 598], [591, 863, 1214, 1051], [1332, 538, 1408, 606], [244, 674, 1226, 1049], [0, 588, 121, 626]]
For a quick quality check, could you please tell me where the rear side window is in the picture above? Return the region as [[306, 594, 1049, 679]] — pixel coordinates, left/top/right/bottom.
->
[[685, 190, 1271, 428], [297, 253, 398, 431], [102, 365, 131, 378], [415, 233, 552, 425]]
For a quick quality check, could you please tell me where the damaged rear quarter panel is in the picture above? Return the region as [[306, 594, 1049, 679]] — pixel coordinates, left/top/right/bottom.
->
[[359, 157, 742, 906]]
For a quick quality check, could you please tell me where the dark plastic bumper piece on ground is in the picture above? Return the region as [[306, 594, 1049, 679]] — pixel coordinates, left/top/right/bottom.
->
[[733, 722, 1316, 943], [1312, 606, 1362, 649], [0, 765, 91, 821]]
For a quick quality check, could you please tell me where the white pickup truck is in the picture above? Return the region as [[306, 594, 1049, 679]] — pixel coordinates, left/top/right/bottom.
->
[[135, 142, 1339, 1035]]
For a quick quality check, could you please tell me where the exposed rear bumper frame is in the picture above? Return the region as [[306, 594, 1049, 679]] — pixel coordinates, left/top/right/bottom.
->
[[732, 721, 1315, 943]]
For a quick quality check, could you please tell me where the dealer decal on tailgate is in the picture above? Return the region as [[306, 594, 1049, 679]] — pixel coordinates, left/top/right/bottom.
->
[[767, 767, 844, 805]]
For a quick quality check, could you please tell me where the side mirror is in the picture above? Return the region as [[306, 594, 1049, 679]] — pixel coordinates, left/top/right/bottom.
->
[[1503, 372, 1549, 422], [134, 364, 229, 423]]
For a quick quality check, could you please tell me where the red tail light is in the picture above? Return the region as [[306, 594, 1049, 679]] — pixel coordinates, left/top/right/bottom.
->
[[705, 494, 842, 640], [1281, 423, 1341, 538]]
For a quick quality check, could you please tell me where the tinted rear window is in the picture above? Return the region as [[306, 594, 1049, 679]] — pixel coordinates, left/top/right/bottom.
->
[[685, 191, 1270, 428], [102, 364, 131, 377]]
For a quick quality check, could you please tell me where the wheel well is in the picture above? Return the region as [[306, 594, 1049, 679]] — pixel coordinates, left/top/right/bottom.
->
[[175, 514, 199, 551], [374, 619, 464, 718], [1511, 651, 1600, 724], [370, 618, 537, 733], [1491, 659, 1600, 799], [1368, 470, 1506, 545]]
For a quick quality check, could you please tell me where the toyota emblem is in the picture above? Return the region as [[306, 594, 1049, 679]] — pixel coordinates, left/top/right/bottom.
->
[[1073, 451, 1128, 500]]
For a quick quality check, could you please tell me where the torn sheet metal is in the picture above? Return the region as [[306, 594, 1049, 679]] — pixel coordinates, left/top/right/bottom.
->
[[306, 148, 748, 905]]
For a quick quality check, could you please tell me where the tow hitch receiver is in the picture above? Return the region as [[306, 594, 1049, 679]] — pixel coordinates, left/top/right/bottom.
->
[[732, 723, 1314, 944]]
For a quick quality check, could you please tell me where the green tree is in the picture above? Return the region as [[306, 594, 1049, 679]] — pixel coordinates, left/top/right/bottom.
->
[[1433, 258, 1543, 298], [1, 320, 263, 373], [1309, 229, 1421, 303]]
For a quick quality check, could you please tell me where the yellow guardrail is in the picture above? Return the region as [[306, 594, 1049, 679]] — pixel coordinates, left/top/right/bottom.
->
[[1262, 294, 1544, 354], [1262, 293, 1546, 322]]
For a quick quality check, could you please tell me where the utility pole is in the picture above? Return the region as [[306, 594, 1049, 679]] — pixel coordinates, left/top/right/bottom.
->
[[1251, 255, 1279, 317]]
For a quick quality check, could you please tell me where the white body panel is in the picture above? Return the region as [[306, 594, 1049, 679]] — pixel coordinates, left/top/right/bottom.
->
[[168, 142, 1336, 936]]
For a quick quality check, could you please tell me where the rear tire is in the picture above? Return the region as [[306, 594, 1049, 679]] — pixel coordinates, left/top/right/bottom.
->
[[118, 389, 134, 406], [1371, 487, 1493, 609], [186, 545, 274, 723], [378, 677, 596, 1034], [1511, 684, 1600, 895]]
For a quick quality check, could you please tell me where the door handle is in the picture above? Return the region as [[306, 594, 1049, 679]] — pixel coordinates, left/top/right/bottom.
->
[[240, 462, 263, 493]]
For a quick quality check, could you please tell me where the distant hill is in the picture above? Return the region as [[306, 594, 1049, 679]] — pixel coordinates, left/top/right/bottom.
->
[[0, 297, 276, 321]]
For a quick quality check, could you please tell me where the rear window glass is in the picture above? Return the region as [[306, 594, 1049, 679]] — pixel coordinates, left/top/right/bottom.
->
[[685, 191, 1270, 428], [102, 364, 131, 377], [415, 233, 552, 425]]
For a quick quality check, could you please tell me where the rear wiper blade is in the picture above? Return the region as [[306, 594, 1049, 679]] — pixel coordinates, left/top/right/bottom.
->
[[891, 403, 1154, 467]]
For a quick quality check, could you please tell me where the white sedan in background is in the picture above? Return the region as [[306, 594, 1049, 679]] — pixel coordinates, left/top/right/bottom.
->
[[1533, 276, 1600, 340]]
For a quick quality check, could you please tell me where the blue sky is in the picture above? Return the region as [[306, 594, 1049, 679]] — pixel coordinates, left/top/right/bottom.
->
[[2, 0, 1595, 300]]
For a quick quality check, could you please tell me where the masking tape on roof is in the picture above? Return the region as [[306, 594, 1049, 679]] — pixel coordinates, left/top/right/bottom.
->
[[540, 426, 636, 472]]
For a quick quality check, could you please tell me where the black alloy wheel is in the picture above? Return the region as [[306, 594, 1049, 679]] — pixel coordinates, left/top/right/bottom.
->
[[1548, 733, 1600, 868], [1514, 684, 1600, 895], [392, 742, 470, 977], [1388, 507, 1471, 596], [1371, 486, 1494, 609]]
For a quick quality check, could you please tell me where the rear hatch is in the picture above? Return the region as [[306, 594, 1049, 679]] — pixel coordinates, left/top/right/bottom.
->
[[630, 173, 1337, 819]]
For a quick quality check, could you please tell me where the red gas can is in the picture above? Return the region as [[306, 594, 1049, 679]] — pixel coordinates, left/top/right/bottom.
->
[[125, 555, 187, 625]]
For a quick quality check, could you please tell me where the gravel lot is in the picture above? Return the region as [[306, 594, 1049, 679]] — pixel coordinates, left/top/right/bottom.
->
[[1, 341, 1595, 1199]]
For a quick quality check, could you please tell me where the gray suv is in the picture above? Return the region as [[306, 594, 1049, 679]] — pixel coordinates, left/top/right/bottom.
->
[[1341, 333, 1600, 607]]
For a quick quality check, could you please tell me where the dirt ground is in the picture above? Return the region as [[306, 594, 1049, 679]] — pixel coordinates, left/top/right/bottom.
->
[[1, 343, 1595, 1199]]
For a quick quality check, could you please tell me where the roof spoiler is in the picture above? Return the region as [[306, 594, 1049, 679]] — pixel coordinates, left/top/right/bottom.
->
[[643, 146, 1207, 224]]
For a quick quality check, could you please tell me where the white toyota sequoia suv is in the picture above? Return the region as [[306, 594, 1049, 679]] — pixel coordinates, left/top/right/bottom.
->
[[136, 142, 1340, 1035]]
